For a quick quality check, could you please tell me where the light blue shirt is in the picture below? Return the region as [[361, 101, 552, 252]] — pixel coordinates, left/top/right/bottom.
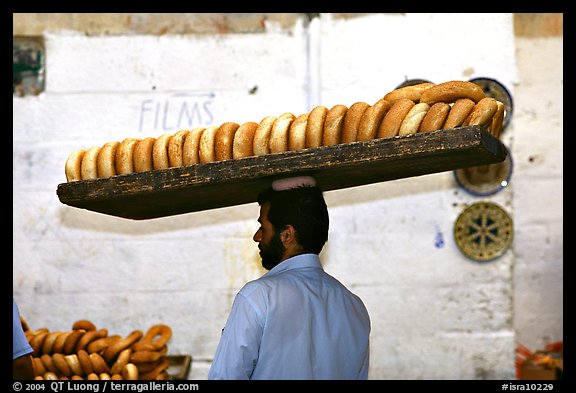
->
[[208, 253, 371, 380], [13, 299, 33, 360]]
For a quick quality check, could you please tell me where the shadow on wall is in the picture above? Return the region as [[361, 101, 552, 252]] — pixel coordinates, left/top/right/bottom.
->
[[57, 202, 259, 235], [326, 171, 453, 209]]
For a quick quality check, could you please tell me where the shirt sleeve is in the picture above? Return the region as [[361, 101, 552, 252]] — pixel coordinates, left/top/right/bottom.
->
[[208, 289, 264, 380], [357, 339, 370, 379], [13, 299, 33, 360]]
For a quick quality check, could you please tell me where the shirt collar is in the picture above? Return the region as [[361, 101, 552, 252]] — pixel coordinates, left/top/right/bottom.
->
[[264, 253, 322, 277]]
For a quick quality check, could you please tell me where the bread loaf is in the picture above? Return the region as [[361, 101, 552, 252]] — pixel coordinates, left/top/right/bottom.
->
[[323, 104, 347, 146], [233, 122, 259, 159], [269, 112, 295, 153], [288, 113, 309, 151]]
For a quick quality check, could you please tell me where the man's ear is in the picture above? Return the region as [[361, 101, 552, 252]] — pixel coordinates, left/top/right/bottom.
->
[[281, 225, 297, 246]]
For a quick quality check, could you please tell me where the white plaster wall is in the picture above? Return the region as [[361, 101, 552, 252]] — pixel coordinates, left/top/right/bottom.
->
[[511, 37, 563, 351], [13, 13, 561, 380]]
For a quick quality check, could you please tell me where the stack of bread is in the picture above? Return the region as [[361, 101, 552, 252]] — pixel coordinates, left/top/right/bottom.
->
[[65, 80, 505, 182], [24, 319, 172, 380]]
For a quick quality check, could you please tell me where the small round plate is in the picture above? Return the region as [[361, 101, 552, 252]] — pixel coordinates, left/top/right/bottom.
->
[[453, 202, 513, 262], [454, 146, 513, 196], [468, 77, 513, 131]]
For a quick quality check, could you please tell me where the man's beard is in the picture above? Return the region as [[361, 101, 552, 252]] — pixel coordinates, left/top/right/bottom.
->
[[259, 231, 285, 270]]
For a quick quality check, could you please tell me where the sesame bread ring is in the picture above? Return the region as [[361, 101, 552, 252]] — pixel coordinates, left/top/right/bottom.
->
[[198, 126, 219, 164], [323, 104, 347, 146], [139, 358, 170, 380], [253, 115, 277, 156], [130, 349, 166, 364], [86, 335, 121, 354], [152, 134, 172, 170], [89, 352, 110, 374], [488, 100, 505, 138], [75, 328, 108, 353], [306, 106, 328, 148], [122, 363, 139, 380], [41, 353, 59, 374], [269, 112, 296, 153], [86, 373, 99, 380], [288, 113, 309, 151], [135, 324, 172, 350], [25, 328, 47, 341], [64, 354, 84, 377], [133, 137, 156, 173], [182, 127, 205, 166], [96, 141, 120, 179], [232, 122, 259, 159], [20, 317, 30, 332], [41, 331, 61, 355], [420, 80, 485, 105], [463, 97, 498, 127], [215, 122, 240, 162], [357, 98, 391, 141], [80, 146, 101, 180], [155, 371, 170, 380], [383, 82, 435, 104], [77, 349, 94, 376], [53, 353, 73, 377], [103, 330, 143, 364], [44, 371, 59, 380], [72, 320, 97, 331], [377, 98, 415, 139], [65, 149, 86, 182], [115, 138, 140, 175], [443, 98, 476, 129], [99, 373, 112, 380], [398, 102, 430, 136], [136, 359, 160, 373], [341, 102, 369, 143], [25, 331, 33, 341], [131, 342, 158, 352], [33, 356, 47, 376], [168, 129, 190, 167], [419, 102, 450, 133], [110, 348, 132, 375], [63, 330, 84, 354], [30, 328, 49, 336], [29, 331, 49, 357]]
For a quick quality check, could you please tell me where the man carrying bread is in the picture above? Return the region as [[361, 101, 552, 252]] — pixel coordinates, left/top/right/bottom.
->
[[208, 176, 371, 380]]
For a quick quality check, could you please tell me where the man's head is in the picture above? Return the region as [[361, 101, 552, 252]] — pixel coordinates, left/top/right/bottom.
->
[[253, 185, 329, 270]]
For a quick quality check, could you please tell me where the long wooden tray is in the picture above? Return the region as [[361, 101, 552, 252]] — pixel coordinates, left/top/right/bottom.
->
[[56, 126, 507, 220]]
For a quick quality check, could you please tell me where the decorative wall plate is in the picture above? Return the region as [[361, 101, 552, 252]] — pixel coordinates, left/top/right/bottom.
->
[[453, 202, 513, 262], [454, 146, 512, 196]]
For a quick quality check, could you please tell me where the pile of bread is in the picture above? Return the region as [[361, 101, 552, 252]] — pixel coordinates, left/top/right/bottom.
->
[[24, 318, 173, 380], [65, 80, 505, 182]]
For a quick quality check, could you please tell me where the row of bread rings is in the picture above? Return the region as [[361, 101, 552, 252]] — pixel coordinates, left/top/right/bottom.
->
[[32, 351, 141, 380], [64, 80, 503, 182], [25, 320, 172, 380]]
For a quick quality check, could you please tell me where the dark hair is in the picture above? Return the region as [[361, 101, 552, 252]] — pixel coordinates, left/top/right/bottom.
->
[[257, 185, 329, 254]]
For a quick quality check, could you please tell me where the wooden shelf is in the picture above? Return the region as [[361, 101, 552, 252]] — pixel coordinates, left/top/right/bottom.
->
[[56, 126, 508, 220]]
